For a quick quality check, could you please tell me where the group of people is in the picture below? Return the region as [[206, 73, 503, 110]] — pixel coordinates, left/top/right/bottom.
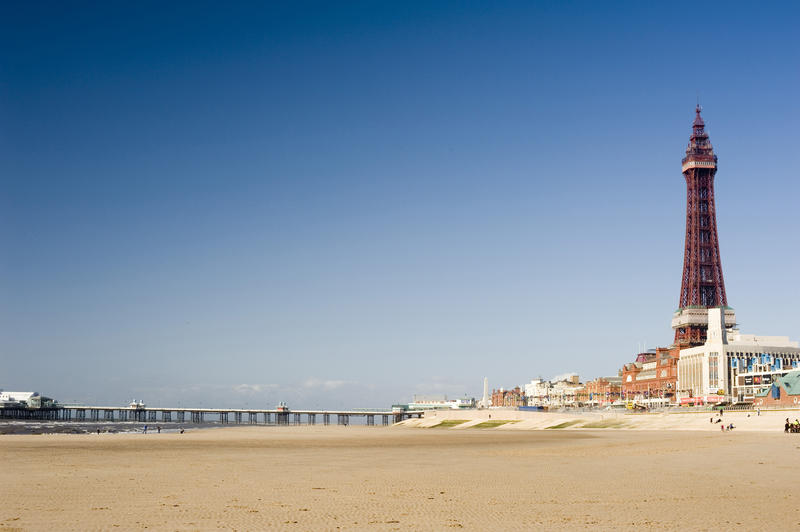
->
[[710, 410, 734, 431], [784, 418, 800, 433], [141, 425, 184, 434]]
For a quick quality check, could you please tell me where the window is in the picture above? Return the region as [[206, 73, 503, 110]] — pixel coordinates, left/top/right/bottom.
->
[[709, 355, 718, 389]]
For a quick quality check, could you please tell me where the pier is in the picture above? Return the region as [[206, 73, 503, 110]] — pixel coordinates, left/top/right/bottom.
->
[[0, 405, 423, 425]]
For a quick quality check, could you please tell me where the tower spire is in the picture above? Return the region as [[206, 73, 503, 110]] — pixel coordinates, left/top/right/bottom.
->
[[692, 104, 704, 130]]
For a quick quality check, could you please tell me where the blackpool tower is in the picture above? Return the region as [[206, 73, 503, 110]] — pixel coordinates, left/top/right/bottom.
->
[[671, 106, 735, 346]]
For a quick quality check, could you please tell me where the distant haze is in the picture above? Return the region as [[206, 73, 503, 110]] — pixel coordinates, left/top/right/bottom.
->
[[1, 2, 799, 409]]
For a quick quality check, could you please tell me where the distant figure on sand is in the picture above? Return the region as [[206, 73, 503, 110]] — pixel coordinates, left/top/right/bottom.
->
[[143, 425, 148, 434], [157, 426, 161, 434]]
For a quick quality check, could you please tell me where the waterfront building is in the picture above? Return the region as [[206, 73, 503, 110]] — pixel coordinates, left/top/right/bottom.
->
[[580, 376, 622, 406], [407, 395, 475, 410], [522, 374, 582, 408], [672, 106, 736, 347], [751, 371, 800, 408], [546, 377, 583, 408], [0, 391, 56, 409], [523, 380, 549, 407], [491, 387, 526, 407], [677, 308, 800, 404], [620, 349, 679, 406]]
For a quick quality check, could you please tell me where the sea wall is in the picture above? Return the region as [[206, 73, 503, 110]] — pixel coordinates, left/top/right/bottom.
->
[[398, 407, 797, 431]]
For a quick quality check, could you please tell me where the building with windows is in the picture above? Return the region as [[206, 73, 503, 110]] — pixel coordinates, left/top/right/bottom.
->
[[0, 391, 56, 409], [491, 387, 526, 407], [407, 395, 475, 410], [523, 374, 582, 408], [620, 348, 679, 406], [751, 371, 800, 408], [677, 308, 800, 404], [580, 376, 622, 406]]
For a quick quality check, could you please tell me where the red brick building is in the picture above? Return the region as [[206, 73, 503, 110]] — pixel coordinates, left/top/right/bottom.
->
[[580, 377, 622, 405], [491, 387, 526, 407], [620, 347, 679, 404], [752, 371, 800, 408]]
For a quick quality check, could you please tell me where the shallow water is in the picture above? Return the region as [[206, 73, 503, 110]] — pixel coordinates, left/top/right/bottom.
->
[[0, 420, 238, 435]]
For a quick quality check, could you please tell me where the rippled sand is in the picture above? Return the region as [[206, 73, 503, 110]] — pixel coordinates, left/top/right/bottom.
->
[[1, 426, 799, 530]]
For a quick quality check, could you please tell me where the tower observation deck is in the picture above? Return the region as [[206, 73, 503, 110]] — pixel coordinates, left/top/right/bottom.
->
[[671, 106, 735, 346]]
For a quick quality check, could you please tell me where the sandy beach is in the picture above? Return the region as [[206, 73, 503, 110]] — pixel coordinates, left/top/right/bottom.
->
[[2, 415, 800, 531]]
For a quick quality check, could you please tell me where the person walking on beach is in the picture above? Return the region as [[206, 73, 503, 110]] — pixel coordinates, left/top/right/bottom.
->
[[143, 425, 148, 434], [157, 426, 161, 434]]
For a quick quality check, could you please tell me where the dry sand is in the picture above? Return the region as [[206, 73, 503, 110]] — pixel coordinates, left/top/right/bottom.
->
[[2, 421, 800, 531]]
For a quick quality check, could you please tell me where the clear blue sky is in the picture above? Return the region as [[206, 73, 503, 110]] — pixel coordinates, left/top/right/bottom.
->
[[1, 1, 798, 408]]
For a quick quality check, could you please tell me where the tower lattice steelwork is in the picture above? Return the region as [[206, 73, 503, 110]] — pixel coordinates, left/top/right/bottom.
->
[[671, 106, 734, 346]]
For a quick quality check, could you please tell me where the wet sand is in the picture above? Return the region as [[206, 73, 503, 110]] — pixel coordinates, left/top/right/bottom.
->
[[1, 426, 799, 530]]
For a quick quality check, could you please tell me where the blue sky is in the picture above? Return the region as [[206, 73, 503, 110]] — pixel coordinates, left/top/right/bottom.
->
[[1, 1, 798, 408]]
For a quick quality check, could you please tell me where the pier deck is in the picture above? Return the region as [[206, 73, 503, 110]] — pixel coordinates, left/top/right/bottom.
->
[[0, 406, 423, 425]]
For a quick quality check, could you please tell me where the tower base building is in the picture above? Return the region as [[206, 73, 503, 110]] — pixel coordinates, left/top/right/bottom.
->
[[677, 308, 800, 404]]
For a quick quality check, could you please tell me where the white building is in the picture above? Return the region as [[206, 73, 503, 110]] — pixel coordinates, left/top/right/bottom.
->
[[0, 391, 38, 403], [408, 395, 475, 410], [677, 308, 800, 404], [524, 374, 582, 408], [0, 391, 55, 408]]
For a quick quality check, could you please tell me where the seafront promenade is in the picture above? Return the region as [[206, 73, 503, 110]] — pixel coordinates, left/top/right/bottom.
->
[[403, 406, 798, 431]]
